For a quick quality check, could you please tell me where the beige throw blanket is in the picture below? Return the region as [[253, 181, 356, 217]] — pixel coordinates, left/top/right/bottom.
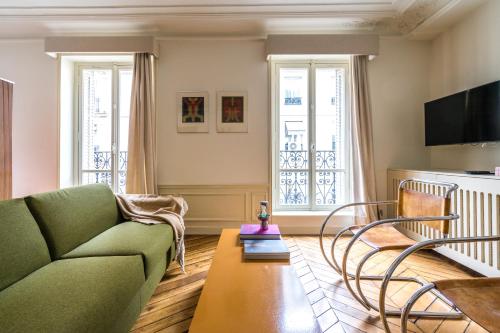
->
[[116, 194, 188, 271]]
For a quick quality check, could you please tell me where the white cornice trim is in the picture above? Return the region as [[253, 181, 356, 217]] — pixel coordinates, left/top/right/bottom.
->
[[411, 0, 462, 31], [0, 4, 397, 19], [0, 3, 395, 12], [408, 0, 484, 39], [0, 2, 395, 9], [0, 13, 394, 21], [0, 0, 481, 40]]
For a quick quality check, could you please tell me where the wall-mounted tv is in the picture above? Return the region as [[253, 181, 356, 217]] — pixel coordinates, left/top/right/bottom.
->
[[425, 80, 500, 146]]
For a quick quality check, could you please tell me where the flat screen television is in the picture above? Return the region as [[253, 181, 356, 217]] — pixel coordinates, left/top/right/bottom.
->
[[425, 80, 500, 146]]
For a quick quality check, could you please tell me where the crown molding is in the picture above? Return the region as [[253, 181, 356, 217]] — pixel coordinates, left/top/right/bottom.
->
[[408, 0, 485, 39], [0, 0, 487, 39], [0, 3, 397, 18]]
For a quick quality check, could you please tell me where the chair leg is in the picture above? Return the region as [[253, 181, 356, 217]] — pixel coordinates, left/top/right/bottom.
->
[[334, 229, 414, 311], [329, 225, 458, 318], [330, 225, 357, 275], [354, 248, 380, 309], [329, 226, 414, 310], [379, 249, 464, 333], [353, 250, 431, 312], [401, 283, 436, 333], [341, 237, 373, 310]]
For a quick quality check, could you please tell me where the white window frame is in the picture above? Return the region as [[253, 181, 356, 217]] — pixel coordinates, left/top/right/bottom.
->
[[74, 62, 132, 193], [271, 59, 351, 211]]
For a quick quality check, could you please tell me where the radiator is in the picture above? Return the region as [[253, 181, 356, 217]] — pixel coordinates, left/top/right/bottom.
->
[[387, 169, 500, 277]]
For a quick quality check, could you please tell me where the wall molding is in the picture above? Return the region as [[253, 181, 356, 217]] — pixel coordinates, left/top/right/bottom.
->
[[158, 184, 349, 235], [158, 184, 269, 231]]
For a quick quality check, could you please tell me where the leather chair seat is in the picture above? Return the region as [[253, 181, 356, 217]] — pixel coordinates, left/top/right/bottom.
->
[[434, 277, 500, 333], [353, 225, 416, 250]]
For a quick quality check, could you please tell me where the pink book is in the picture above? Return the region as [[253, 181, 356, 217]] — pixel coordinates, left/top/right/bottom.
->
[[239, 224, 281, 240]]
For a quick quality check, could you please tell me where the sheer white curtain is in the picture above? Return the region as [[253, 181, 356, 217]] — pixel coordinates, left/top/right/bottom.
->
[[0, 79, 13, 200], [126, 53, 158, 194], [350, 55, 378, 222]]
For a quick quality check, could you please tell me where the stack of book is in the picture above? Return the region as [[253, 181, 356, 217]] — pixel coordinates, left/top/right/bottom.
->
[[239, 224, 290, 260]]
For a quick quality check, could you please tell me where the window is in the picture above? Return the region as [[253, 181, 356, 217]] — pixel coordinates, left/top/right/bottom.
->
[[272, 61, 350, 210], [76, 63, 132, 193]]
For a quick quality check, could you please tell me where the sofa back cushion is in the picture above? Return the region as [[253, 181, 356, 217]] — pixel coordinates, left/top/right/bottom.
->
[[25, 184, 122, 259], [0, 199, 51, 291]]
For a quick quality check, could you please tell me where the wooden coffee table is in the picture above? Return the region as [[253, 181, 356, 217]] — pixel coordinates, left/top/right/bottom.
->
[[189, 229, 321, 333]]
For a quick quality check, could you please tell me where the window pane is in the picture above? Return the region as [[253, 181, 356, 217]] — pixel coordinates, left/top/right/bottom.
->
[[315, 67, 346, 205], [81, 68, 112, 188], [279, 68, 309, 205], [118, 69, 132, 194]]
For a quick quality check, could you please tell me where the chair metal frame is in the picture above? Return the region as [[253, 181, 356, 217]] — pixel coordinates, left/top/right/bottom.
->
[[385, 235, 500, 333], [319, 179, 463, 322]]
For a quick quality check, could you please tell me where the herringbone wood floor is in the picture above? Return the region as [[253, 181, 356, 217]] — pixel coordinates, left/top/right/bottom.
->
[[131, 235, 487, 333]]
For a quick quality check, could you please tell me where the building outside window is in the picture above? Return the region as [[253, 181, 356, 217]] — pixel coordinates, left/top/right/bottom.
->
[[76, 63, 132, 193], [272, 61, 350, 211]]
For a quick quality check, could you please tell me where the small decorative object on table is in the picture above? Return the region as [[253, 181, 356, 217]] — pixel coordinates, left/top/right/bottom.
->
[[257, 201, 270, 230]]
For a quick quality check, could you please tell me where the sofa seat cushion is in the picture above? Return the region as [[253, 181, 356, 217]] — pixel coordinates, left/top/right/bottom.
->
[[25, 184, 122, 259], [63, 222, 174, 279], [0, 256, 144, 333], [0, 199, 51, 291]]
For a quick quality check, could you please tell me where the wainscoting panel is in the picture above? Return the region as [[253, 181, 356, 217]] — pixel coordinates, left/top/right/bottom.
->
[[388, 168, 500, 277], [158, 185, 269, 234]]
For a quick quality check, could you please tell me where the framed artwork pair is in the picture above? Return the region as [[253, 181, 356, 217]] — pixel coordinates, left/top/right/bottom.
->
[[176, 91, 248, 133]]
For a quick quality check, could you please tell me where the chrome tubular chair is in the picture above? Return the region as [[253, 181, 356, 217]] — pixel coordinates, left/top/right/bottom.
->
[[320, 179, 462, 321], [382, 236, 500, 333]]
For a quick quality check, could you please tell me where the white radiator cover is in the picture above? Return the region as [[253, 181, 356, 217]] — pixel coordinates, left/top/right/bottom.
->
[[387, 169, 500, 277]]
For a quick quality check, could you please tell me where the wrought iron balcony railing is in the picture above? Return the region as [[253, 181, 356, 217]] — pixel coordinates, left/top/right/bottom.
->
[[93, 151, 128, 171], [279, 150, 344, 206], [86, 149, 344, 202], [82, 151, 128, 193]]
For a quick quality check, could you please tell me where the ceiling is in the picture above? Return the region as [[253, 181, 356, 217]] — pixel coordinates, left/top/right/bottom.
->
[[0, 0, 486, 39]]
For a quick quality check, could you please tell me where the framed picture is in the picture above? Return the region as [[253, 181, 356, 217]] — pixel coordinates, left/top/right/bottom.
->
[[177, 91, 209, 133], [216, 91, 248, 133]]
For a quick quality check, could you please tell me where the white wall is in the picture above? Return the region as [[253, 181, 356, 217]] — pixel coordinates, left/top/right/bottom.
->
[[0, 37, 431, 204], [0, 36, 441, 210], [0, 40, 58, 197], [156, 39, 269, 185], [428, 0, 500, 170], [369, 38, 431, 200], [156, 38, 432, 203]]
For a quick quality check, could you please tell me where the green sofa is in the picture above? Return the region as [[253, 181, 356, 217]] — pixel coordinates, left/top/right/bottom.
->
[[0, 184, 176, 333]]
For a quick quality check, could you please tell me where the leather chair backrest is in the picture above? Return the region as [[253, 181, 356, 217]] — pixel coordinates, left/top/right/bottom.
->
[[398, 187, 451, 235]]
